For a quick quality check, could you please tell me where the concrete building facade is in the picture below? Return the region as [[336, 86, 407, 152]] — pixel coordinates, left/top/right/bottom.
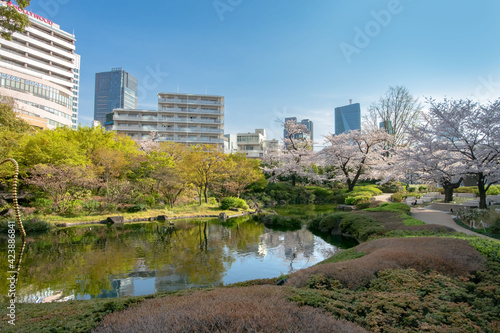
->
[[112, 92, 224, 148], [0, 2, 80, 129], [237, 129, 279, 159]]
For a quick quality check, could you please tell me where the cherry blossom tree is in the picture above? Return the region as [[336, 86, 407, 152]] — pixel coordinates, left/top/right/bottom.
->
[[321, 129, 393, 192], [410, 98, 500, 208], [262, 120, 318, 186], [395, 142, 464, 202]]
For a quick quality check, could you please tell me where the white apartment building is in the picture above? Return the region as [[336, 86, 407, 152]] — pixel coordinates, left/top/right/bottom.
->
[[0, 2, 80, 129], [237, 129, 279, 159], [112, 93, 224, 148]]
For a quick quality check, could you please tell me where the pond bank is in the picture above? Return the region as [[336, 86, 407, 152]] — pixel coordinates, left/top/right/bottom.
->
[[53, 211, 252, 227]]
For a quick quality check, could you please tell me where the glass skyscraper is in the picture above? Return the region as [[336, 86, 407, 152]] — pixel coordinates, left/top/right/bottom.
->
[[94, 68, 137, 124], [335, 103, 361, 135]]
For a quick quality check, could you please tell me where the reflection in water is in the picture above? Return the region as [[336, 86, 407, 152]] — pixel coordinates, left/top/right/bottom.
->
[[0, 217, 355, 302]]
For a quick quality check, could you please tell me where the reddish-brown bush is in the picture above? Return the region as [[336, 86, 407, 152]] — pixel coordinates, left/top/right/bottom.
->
[[288, 237, 485, 289], [93, 285, 367, 333]]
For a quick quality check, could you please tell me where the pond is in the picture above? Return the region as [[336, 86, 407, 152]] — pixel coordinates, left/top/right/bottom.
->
[[1, 216, 356, 303]]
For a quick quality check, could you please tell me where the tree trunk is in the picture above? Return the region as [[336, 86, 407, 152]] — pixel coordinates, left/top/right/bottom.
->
[[443, 186, 454, 203], [441, 178, 462, 203], [346, 179, 355, 192], [477, 173, 487, 209], [204, 185, 209, 203], [291, 174, 296, 187]]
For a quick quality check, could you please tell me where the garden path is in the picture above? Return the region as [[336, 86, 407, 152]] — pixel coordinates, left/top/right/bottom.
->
[[372, 193, 493, 239], [411, 207, 492, 239]]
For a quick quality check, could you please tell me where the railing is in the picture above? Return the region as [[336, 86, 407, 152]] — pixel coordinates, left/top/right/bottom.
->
[[160, 107, 222, 115], [159, 117, 223, 124], [158, 98, 222, 106]]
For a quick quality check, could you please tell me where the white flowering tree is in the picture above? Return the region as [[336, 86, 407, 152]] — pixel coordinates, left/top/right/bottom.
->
[[321, 129, 393, 192], [410, 98, 500, 208], [262, 120, 318, 186], [395, 141, 464, 202]]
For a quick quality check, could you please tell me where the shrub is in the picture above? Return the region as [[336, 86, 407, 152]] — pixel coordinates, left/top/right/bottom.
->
[[418, 185, 428, 192], [455, 186, 478, 194], [306, 274, 342, 290], [83, 199, 101, 215], [93, 286, 368, 333], [104, 203, 118, 213], [220, 197, 249, 210], [339, 214, 385, 242], [0, 218, 51, 233], [355, 202, 371, 209], [378, 182, 401, 193], [390, 193, 403, 202], [352, 186, 383, 196], [128, 204, 147, 213], [487, 185, 500, 195], [491, 218, 500, 236], [287, 237, 486, 289], [345, 195, 370, 205], [316, 213, 344, 229], [32, 197, 53, 215], [207, 197, 218, 205]]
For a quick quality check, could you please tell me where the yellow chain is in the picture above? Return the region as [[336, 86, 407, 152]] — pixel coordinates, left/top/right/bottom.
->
[[1, 158, 26, 239]]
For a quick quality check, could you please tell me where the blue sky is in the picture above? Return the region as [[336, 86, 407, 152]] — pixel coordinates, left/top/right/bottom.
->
[[24, 0, 500, 144]]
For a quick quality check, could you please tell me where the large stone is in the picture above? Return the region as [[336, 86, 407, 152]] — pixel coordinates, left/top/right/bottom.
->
[[157, 215, 168, 221], [106, 216, 124, 225], [337, 205, 354, 211], [218, 212, 228, 221]]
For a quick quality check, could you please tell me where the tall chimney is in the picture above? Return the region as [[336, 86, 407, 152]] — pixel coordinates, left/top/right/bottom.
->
[[349, 99, 352, 105]]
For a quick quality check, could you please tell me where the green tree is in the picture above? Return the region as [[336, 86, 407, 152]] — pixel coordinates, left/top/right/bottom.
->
[[0, 1, 31, 41], [0, 95, 32, 132], [182, 145, 226, 204], [215, 153, 264, 198]]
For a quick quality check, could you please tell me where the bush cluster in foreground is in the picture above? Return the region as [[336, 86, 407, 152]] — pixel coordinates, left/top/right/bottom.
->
[[94, 286, 368, 333], [287, 237, 485, 289]]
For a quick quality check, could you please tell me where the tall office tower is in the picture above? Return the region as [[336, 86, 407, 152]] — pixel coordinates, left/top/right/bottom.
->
[[300, 119, 314, 141], [94, 67, 137, 124], [283, 117, 312, 140], [0, 2, 80, 129], [112, 93, 224, 149], [283, 117, 297, 138], [335, 102, 361, 134]]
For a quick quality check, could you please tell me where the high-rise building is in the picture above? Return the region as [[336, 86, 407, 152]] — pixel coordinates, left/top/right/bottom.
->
[[283, 117, 313, 141], [94, 67, 137, 124], [283, 117, 297, 139], [300, 119, 314, 141], [111, 93, 224, 149], [0, 2, 80, 129], [379, 120, 393, 134], [335, 102, 361, 134]]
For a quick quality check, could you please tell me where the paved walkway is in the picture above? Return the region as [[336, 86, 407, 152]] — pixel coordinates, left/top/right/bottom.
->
[[411, 207, 491, 238], [372, 194, 492, 239], [373, 193, 393, 203]]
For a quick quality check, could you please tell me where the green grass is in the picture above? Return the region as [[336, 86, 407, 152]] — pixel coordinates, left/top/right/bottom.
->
[[317, 248, 366, 265], [401, 214, 426, 226], [365, 202, 410, 214]]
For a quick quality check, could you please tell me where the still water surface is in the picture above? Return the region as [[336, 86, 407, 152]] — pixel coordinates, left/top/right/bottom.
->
[[1, 217, 356, 303]]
